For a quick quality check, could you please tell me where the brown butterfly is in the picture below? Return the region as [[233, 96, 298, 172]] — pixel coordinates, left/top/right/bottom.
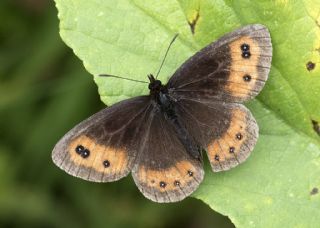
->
[[52, 24, 272, 203]]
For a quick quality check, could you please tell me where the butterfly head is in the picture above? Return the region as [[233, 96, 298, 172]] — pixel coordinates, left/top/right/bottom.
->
[[148, 74, 164, 94]]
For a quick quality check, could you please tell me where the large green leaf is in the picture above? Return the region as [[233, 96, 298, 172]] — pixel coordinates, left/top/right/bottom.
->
[[54, 0, 320, 227]]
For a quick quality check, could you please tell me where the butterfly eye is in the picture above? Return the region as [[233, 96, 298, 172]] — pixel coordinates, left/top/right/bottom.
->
[[148, 80, 162, 91]]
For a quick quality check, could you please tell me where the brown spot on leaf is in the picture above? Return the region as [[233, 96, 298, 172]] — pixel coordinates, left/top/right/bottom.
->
[[311, 119, 320, 136], [188, 10, 200, 35], [306, 61, 316, 71], [310, 187, 319, 195], [316, 17, 320, 28], [313, 11, 320, 29]]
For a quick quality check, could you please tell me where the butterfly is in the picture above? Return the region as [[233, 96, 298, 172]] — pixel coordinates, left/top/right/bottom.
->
[[52, 24, 272, 203]]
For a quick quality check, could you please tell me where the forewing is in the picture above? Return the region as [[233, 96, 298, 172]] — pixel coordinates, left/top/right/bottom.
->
[[175, 98, 258, 172], [131, 109, 204, 203], [52, 96, 152, 182], [168, 24, 272, 103]]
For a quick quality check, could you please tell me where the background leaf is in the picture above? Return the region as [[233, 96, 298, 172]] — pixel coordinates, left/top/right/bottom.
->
[[55, 0, 320, 227], [0, 1, 232, 227]]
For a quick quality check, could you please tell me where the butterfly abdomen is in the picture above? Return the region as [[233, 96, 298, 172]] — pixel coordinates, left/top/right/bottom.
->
[[169, 117, 202, 160], [154, 90, 201, 160]]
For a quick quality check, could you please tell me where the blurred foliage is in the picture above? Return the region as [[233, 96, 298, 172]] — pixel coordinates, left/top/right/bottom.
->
[[0, 1, 233, 227]]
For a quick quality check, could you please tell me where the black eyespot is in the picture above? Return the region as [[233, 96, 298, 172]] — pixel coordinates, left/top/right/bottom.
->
[[229, 147, 235, 153], [242, 51, 251, 58], [241, 43, 250, 51], [214, 154, 220, 161], [81, 149, 90, 158], [187, 170, 193, 177], [151, 180, 155, 184], [236, 133, 242, 140], [75, 145, 84, 154], [159, 181, 167, 188], [174, 180, 181, 186], [103, 160, 110, 168], [243, 74, 252, 82]]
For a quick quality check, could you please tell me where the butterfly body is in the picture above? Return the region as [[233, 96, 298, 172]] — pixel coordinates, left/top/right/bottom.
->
[[52, 24, 272, 203], [148, 74, 201, 160]]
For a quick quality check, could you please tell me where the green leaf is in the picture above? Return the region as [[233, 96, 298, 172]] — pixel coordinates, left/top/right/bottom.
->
[[54, 0, 320, 227]]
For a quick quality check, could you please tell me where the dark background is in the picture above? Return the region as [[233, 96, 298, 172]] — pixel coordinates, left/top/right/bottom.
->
[[0, 1, 234, 227]]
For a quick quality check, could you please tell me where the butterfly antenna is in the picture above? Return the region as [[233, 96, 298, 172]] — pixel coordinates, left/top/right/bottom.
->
[[99, 74, 148, 84], [155, 33, 179, 79]]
